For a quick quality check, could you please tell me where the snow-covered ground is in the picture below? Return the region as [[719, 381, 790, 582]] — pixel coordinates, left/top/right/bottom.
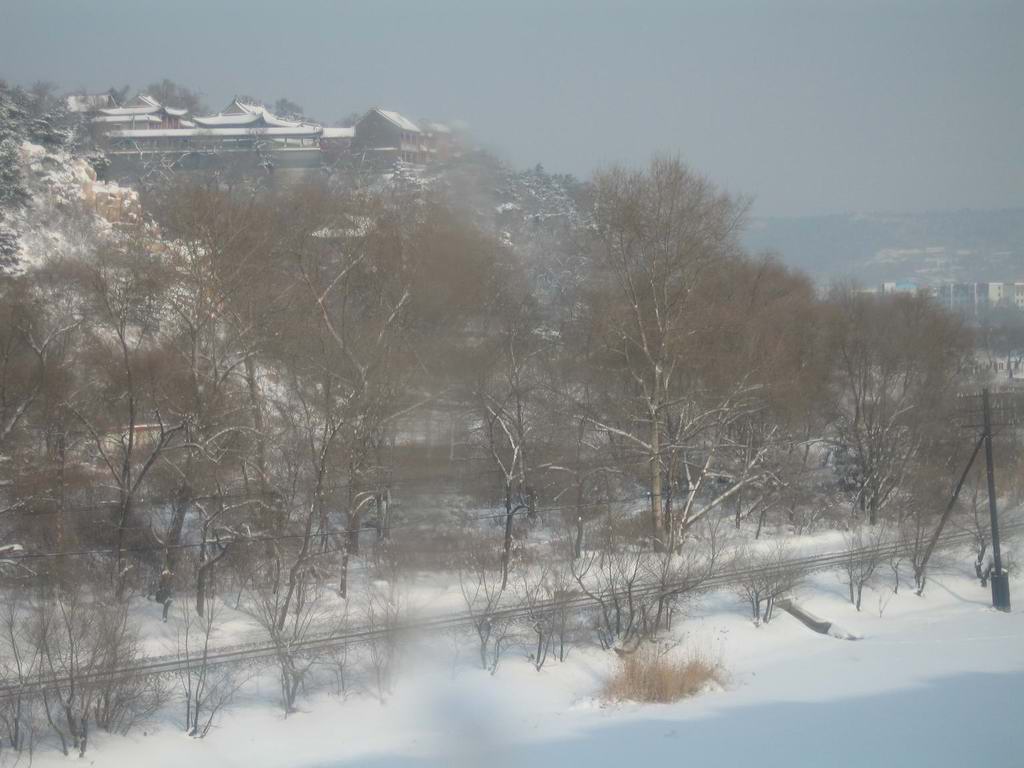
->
[[123, 520, 916, 660], [29, 548, 1023, 768]]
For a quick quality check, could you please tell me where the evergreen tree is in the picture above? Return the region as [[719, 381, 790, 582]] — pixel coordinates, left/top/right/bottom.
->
[[0, 82, 29, 209]]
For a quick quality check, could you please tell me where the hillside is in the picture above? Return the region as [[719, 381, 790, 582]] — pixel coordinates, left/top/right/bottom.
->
[[745, 209, 1024, 287], [0, 82, 139, 273]]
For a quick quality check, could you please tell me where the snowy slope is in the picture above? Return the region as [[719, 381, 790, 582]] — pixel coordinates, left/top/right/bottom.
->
[[2, 140, 139, 273], [27, 556, 1022, 768]]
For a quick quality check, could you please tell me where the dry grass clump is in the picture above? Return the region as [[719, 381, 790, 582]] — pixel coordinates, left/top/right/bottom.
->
[[603, 646, 723, 704]]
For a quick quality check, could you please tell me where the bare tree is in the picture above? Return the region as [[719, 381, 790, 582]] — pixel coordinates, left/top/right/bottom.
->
[[518, 564, 560, 671], [144, 79, 207, 114], [826, 289, 970, 525], [0, 276, 77, 455], [0, 591, 42, 757], [569, 513, 724, 652], [457, 537, 515, 674], [33, 587, 96, 756], [643, 514, 727, 636], [68, 241, 186, 598], [476, 396, 529, 591], [583, 161, 825, 558], [282, 188, 421, 599], [568, 510, 647, 649], [363, 576, 403, 702], [840, 523, 890, 611], [325, 602, 351, 699], [87, 604, 168, 736], [0, 264, 83, 591], [175, 601, 249, 738], [467, 274, 546, 588], [587, 157, 751, 544], [733, 541, 804, 626], [246, 536, 333, 714], [33, 584, 165, 756]]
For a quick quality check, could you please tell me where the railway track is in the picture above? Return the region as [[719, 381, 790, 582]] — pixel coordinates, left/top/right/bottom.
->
[[1, 520, 1018, 700]]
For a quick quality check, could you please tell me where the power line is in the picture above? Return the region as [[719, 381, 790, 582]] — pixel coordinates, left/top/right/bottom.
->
[[8, 461, 658, 519], [0, 521, 1012, 701], [0, 494, 652, 562]]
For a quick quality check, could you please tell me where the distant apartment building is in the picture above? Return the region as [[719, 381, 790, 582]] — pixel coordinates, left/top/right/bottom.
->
[[937, 282, 986, 314], [936, 281, 1024, 314], [989, 282, 1005, 305], [880, 280, 919, 295]]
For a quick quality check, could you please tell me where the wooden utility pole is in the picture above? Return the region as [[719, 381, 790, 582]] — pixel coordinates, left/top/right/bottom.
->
[[913, 433, 984, 593], [981, 388, 1011, 611], [920, 387, 1019, 604]]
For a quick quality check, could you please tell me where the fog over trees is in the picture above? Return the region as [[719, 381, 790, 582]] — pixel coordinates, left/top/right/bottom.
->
[[0, 76, 1020, 762]]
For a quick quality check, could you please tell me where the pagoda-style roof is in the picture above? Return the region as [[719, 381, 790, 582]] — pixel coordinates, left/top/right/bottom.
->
[[93, 114, 163, 125], [98, 105, 160, 117], [109, 126, 322, 139], [368, 108, 420, 133], [96, 94, 189, 119], [221, 98, 264, 115], [193, 112, 303, 128], [194, 100, 312, 130]]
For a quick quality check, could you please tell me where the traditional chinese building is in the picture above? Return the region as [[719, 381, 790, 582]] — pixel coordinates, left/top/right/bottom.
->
[[101, 97, 323, 179], [93, 94, 452, 181], [352, 108, 429, 165], [92, 94, 193, 131]]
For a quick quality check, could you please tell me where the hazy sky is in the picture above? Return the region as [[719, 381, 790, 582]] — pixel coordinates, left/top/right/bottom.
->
[[1, 0, 1021, 217]]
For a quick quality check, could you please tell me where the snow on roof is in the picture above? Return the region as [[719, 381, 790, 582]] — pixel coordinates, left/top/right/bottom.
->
[[322, 126, 355, 139], [425, 122, 451, 134], [92, 114, 162, 124], [222, 98, 264, 115], [262, 112, 317, 129], [109, 126, 322, 139], [373, 109, 420, 133], [193, 109, 308, 129], [193, 113, 262, 127], [98, 105, 161, 117], [105, 94, 162, 111], [97, 97, 192, 120], [96, 96, 198, 121]]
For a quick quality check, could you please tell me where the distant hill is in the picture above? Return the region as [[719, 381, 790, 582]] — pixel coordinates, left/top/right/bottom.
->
[[743, 209, 1024, 287]]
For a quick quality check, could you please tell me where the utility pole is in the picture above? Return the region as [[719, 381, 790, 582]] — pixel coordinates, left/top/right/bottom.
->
[[982, 388, 1011, 611], [913, 433, 984, 593]]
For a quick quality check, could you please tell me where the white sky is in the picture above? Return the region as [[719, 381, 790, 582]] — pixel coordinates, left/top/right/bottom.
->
[[1, 0, 1021, 217]]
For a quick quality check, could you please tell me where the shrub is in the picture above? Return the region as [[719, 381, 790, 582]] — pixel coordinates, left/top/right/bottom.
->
[[602, 645, 723, 703]]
